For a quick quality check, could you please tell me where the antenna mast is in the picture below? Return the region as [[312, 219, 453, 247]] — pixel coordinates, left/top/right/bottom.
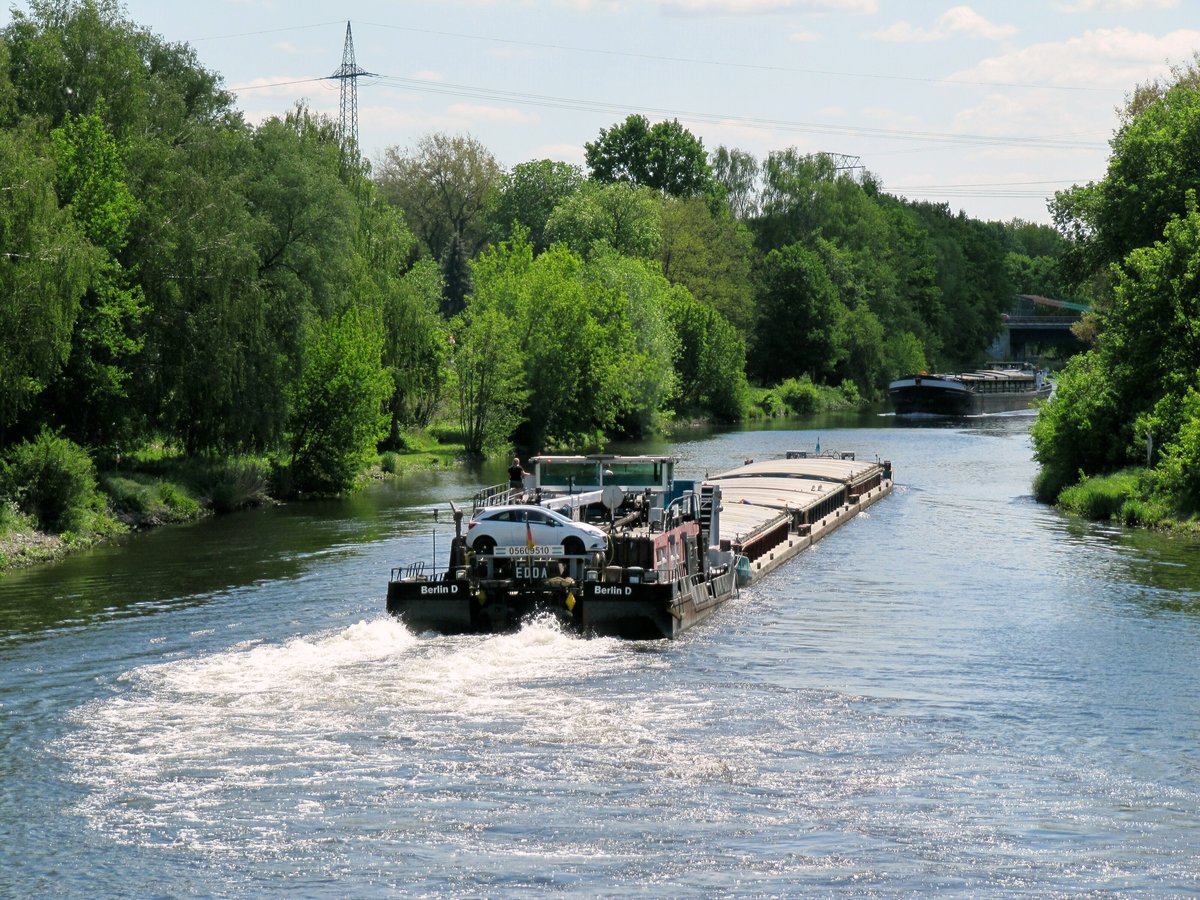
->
[[330, 21, 372, 150]]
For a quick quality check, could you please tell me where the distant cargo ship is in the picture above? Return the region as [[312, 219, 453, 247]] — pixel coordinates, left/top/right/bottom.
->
[[888, 362, 1052, 416]]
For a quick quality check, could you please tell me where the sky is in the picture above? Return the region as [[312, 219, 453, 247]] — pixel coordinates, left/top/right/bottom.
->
[[10, 0, 1200, 224]]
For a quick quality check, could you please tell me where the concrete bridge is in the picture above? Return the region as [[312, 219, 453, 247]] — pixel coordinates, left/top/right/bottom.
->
[[988, 295, 1088, 360]]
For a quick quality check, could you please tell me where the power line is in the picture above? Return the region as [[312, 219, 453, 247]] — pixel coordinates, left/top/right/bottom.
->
[[190, 21, 345, 42], [356, 20, 1112, 95], [230, 70, 1106, 152], [372, 74, 1106, 151]]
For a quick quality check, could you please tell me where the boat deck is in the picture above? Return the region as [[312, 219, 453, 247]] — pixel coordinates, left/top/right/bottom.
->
[[705, 455, 892, 581]]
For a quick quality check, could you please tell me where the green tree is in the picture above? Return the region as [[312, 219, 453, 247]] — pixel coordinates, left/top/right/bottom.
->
[[3, 0, 234, 139], [658, 196, 756, 334], [585, 249, 678, 437], [752, 243, 845, 385], [377, 132, 501, 262], [585, 114, 714, 198], [1, 427, 109, 533], [449, 306, 526, 456], [46, 105, 145, 449], [491, 159, 583, 253], [441, 232, 472, 317], [710, 145, 759, 219], [383, 259, 447, 442], [544, 181, 661, 259], [667, 289, 749, 421], [1032, 350, 1125, 501], [0, 127, 95, 440], [1053, 68, 1200, 288], [289, 308, 391, 494]]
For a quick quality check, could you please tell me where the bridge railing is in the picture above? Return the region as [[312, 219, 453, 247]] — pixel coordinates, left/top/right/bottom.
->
[[1002, 316, 1079, 326]]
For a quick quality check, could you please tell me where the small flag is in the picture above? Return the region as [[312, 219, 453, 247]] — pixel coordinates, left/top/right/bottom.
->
[[565, 591, 576, 612], [815, 435, 821, 453], [526, 516, 535, 550]]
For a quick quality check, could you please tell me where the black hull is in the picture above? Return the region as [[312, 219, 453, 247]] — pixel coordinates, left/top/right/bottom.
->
[[387, 569, 737, 641], [889, 383, 1051, 416]]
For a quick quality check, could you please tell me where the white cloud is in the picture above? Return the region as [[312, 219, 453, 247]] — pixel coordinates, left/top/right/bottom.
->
[[951, 26, 1200, 89], [1056, 0, 1177, 10], [659, 0, 877, 15], [871, 6, 1017, 43], [789, 30, 821, 42]]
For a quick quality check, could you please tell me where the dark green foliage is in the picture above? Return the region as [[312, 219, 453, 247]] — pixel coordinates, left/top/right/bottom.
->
[[289, 310, 391, 494], [659, 196, 756, 334], [585, 115, 714, 198], [491, 159, 583, 253], [777, 377, 820, 415], [752, 243, 844, 384], [441, 233, 472, 317], [904, 202, 1013, 369], [1031, 351, 1127, 502], [666, 289, 749, 422], [3, 429, 108, 533], [0, 126, 96, 435]]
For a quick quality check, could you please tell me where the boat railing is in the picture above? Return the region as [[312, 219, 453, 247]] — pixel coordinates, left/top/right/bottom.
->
[[391, 561, 427, 581], [474, 482, 520, 509], [786, 450, 856, 460]]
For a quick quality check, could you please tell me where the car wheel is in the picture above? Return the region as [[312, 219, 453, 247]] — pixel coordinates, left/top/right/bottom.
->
[[563, 537, 584, 555], [474, 536, 496, 555]]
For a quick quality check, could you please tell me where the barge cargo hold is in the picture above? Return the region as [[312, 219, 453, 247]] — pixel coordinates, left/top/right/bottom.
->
[[386, 451, 893, 640]]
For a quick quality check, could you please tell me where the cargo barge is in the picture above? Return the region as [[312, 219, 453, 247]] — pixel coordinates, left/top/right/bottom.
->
[[888, 362, 1051, 415], [386, 451, 893, 640]]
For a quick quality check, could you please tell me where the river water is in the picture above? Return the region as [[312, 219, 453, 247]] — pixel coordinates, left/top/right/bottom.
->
[[2, 414, 1200, 897]]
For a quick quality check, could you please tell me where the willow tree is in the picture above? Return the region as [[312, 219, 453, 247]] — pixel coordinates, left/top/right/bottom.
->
[[0, 128, 95, 443]]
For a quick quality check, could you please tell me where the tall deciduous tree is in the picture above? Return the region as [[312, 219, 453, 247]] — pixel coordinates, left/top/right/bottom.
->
[[710, 145, 759, 219], [667, 289, 749, 422], [1054, 64, 1200, 289], [376, 132, 501, 264], [753, 243, 845, 385], [383, 259, 447, 443], [585, 114, 714, 198], [491, 159, 583, 253], [289, 308, 391, 494], [544, 181, 661, 259], [659, 196, 755, 334], [46, 105, 145, 450], [450, 306, 526, 456], [0, 127, 95, 440]]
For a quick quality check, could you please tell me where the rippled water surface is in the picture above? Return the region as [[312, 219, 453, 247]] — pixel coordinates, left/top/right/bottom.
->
[[3, 415, 1200, 897]]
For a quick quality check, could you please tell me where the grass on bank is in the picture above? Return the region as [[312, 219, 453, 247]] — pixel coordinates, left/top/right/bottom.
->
[[1052, 467, 1190, 529]]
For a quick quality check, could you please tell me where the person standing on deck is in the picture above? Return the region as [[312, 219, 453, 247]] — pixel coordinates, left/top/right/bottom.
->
[[508, 457, 526, 492]]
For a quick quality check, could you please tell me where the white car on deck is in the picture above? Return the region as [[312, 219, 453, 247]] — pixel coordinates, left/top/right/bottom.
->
[[466, 504, 609, 555]]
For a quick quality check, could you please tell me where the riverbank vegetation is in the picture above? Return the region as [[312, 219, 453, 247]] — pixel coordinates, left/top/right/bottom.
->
[[1, 1, 1075, 568], [1032, 57, 1200, 529]]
